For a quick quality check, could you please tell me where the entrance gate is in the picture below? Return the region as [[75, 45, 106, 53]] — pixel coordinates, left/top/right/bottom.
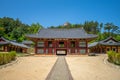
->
[[56, 49, 67, 55]]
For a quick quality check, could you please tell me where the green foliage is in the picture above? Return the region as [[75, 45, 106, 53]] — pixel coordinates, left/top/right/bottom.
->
[[107, 51, 120, 65], [3, 53, 10, 64], [115, 54, 120, 65], [10, 51, 16, 60], [0, 27, 5, 36], [84, 21, 99, 34], [29, 23, 43, 33], [104, 23, 119, 36], [107, 51, 116, 63], [0, 17, 29, 42], [0, 54, 4, 64], [0, 17, 43, 42], [115, 35, 120, 41], [0, 51, 16, 65]]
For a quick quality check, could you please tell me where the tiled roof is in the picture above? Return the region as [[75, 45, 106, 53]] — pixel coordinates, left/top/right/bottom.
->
[[0, 37, 29, 48], [88, 42, 98, 47], [99, 36, 118, 42], [99, 42, 120, 46], [10, 42, 29, 48], [26, 28, 97, 39], [0, 42, 9, 45], [88, 37, 120, 47]]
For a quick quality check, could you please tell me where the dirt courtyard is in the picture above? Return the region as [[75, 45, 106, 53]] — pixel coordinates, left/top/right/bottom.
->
[[0, 54, 120, 80], [0, 56, 57, 80], [66, 54, 120, 80]]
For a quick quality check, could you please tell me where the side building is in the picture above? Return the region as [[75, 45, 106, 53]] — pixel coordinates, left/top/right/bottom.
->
[[0, 37, 29, 53], [26, 28, 97, 55], [88, 36, 120, 53]]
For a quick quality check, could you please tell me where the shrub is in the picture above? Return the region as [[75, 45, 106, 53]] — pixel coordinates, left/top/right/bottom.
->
[[0, 53, 4, 65], [6, 53, 12, 63], [3, 53, 9, 64], [107, 51, 120, 65], [0, 51, 16, 65], [10, 51, 16, 60], [114, 53, 120, 65], [107, 51, 116, 63]]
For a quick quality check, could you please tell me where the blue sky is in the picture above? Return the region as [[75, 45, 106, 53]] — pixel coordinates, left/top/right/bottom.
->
[[0, 0, 120, 27]]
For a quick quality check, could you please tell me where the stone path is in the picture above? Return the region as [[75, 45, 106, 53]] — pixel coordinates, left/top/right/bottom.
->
[[46, 56, 73, 80]]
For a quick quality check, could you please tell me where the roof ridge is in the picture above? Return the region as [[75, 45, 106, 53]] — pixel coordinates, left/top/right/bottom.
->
[[40, 28, 83, 30], [100, 36, 118, 42]]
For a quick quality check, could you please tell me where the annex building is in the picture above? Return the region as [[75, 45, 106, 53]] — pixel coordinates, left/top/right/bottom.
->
[[89, 36, 120, 53], [0, 37, 29, 53], [26, 28, 97, 55]]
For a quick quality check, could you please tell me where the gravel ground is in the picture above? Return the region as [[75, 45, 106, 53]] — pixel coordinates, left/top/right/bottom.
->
[[66, 54, 120, 80], [0, 56, 57, 80], [46, 56, 73, 80]]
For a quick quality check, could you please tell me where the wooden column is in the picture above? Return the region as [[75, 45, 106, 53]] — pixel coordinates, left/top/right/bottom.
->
[[100, 47, 102, 53], [111, 46, 112, 51], [86, 40, 88, 54], [116, 46, 118, 53], [52, 40, 55, 55], [45, 40, 48, 55], [66, 40, 68, 54], [76, 40, 79, 53], [105, 46, 107, 53], [54, 40, 56, 55], [3, 46, 5, 51], [35, 42, 37, 54]]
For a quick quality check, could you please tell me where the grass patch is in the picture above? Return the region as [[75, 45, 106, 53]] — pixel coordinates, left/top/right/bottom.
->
[[16, 53, 30, 57]]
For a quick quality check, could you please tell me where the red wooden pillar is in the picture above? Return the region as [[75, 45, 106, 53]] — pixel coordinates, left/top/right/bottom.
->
[[6, 46, 9, 52], [76, 40, 79, 53], [54, 40, 57, 55], [67, 40, 69, 54], [105, 46, 107, 53], [86, 40, 88, 54], [64, 40, 67, 48], [117, 46, 118, 53], [52, 40, 55, 55], [56, 40, 59, 48], [111, 46, 112, 51], [35, 41, 37, 54], [3, 46, 5, 51], [45, 40, 48, 54], [55, 40, 58, 54]]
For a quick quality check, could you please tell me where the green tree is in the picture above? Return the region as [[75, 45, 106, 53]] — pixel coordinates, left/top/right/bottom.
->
[[104, 23, 120, 36], [104, 23, 113, 36], [0, 17, 30, 42], [84, 21, 99, 34], [29, 23, 43, 33], [0, 27, 4, 36]]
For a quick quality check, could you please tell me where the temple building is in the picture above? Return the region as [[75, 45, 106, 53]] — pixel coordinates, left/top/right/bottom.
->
[[0, 37, 29, 53], [26, 28, 97, 55], [88, 36, 120, 53]]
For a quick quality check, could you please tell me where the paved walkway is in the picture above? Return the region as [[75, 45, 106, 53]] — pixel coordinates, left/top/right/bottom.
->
[[46, 56, 73, 80]]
